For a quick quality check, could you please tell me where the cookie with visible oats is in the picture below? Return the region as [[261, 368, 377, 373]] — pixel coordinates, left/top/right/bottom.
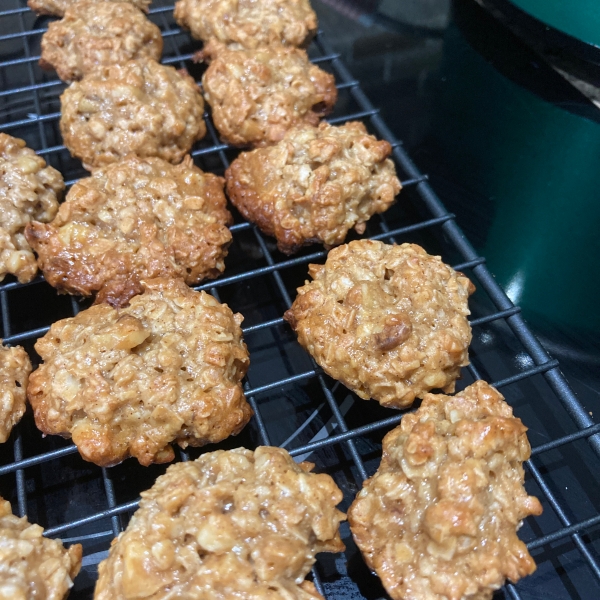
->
[[174, 0, 317, 49], [60, 58, 206, 170], [200, 41, 337, 148], [348, 381, 543, 600], [40, 2, 163, 83], [26, 154, 232, 308], [0, 342, 31, 444], [0, 133, 63, 284], [284, 240, 474, 408], [226, 122, 400, 254], [28, 0, 151, 17], [0, 497, 82, 599], [95, 446, 345, 600], [27, 278, 252, 467]]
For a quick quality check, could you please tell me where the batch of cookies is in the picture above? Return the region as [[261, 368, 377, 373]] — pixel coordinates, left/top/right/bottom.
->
[[0, 0, 543, 598]]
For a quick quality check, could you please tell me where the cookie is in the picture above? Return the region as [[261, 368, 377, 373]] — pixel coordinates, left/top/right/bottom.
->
[[27, 278, 252, 467], [284, 240, 474, 408], [26, 154, 232, 308], [60, 58, 206, 170], [201, 41, 337, 148], [28, 0, 151, 17], [40, 2, 163, 83], [174, 0, 317, 49], [226, 122, 400, 252], [0, 133, 63, 284], [0, 497, 82, 599], [348, 381, 543, 600], [0, 343, 32, 444], [95, 446, 345, 599]]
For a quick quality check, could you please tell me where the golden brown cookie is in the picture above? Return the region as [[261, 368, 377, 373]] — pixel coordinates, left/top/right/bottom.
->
[[40, 2, 163, 83], [0, 497, 82, 599], [95, 446, 345, 600], [0, 343, 31, 444], [60, 58, 206, 170], [200, 41, 337, 148], [226, 122, 400, 252], [284, 240, 474, 408], [174, 0, 317, 49], [0, 133, 63, 284], [348, 381, 543, 600], [27, 278, 252, 467], [26, 154, 232, 308], [28, 0, 151, 17]]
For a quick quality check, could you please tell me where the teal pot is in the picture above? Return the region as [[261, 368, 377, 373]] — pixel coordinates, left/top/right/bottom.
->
[[432, 0, 600, 331]]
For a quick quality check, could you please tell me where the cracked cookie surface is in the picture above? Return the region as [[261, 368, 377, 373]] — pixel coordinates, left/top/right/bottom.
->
[[0, 133, 63, 284], [60, 58, 206, 170], [201, 42, 336, 148], [226, 122, 399, 253], [41, 2, 162, 82], [26, 154, 232, 308], [174, 0, 317, 49], [0, 343, 31, 444], [285, 240, 474, 407], [28, 0, 151, 17], [348, 381, 543, 600], [28, 278, 252, 467], [0, 497, 82, 600], [95, 446, 345, 600]]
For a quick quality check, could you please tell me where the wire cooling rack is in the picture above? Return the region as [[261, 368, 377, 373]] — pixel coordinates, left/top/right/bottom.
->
[[0, 1, 599, 598]]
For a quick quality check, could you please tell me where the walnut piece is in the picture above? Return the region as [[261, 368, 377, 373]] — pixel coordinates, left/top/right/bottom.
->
[[0, 497, 82, 600], [201, 41, 337, 148], [348, 381, 543, 600], [26, 154, 232, 308], [0, 343, 31, 444], [285, 240, 474, 407], [60, 58, 206, 170], [28, 278, 252, 467], [40, 2, 163, 83], [0, 133, 63, 284], [226, 122, 400, 253], [174, 0, 317, 49], [95, 446, 345, 600]]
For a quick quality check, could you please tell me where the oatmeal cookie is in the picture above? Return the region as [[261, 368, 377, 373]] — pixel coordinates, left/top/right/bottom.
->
[[226, 122, 400, 252], [0, 343, 31, 444], [27, 278, 252, 467], [40, 2, 163, 83], [0, 133, 63, 284], [28, 0, 151, 17], [60, 58, 206, 170], [95, 446, 345, 600], [201, 41, 337, 148], [0, 497, 82, 599], [284, 240, 474, 408], [26, 154, 232, 308], [348, 381, 543, 600], [174, 0, 317, 49]]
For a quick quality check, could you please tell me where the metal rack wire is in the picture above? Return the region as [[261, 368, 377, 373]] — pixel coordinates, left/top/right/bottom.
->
[[0, 1, 599, 598]]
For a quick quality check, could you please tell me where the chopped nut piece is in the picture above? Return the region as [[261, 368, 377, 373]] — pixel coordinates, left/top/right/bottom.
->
[[285, 240, 473, 407], [95, 446, 345, 599], [348, 381, 543, 600]]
